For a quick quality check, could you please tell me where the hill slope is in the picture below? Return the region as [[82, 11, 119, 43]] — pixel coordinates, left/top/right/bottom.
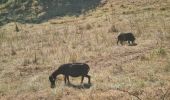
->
[[0, 0, 170, 100], [0, 0, 102, 25]]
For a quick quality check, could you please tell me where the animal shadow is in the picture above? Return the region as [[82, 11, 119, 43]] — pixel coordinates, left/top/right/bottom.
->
[[66, 83, 92, 89], [129, 43, 137, 46]]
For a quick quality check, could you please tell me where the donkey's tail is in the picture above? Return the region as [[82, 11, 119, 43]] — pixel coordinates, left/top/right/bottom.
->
[[117, 39, 119, 45]]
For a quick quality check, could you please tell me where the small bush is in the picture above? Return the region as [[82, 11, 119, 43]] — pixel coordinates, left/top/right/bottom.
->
[[148, 73, 158, 82], [78, 25, 84, 30], [33, 53, 38, 64], [50, 21, 58, 24], [85, 23, 92, 30], [160, 7, 166, 11], [157, 48, 166, 56], [11, 49, 16, 56], [120, 4, 126, 8], [15, 24, 19, 32], [108, 25, 118, 33], [138, 80, 145, 88], [96, 23, 102, 27], [22, 59, 31, 66], [113, 65, 123, 74], [164, 62, 170, 72], [122, 11, 135, 14], [140, 55, 149, 61]]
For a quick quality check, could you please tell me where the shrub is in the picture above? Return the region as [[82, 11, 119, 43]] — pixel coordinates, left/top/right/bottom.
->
[[108, 25, 118, 33], [164, 62, 170, 72], [157, 48, 166, 56], [85, 23, 92, 30]]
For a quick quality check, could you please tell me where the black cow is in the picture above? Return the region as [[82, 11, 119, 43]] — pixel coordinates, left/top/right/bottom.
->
[[49, 63, 91, 88], [117, 32, 136, 45]]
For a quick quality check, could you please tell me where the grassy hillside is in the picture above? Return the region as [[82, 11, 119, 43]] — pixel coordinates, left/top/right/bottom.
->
[[0, 0, 170, 100], [0, 0, 101, 25]]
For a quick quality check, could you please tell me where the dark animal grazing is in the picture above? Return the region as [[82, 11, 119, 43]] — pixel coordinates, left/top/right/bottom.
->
[[49, 63, 91, 88], [117, 32, 136, 45]]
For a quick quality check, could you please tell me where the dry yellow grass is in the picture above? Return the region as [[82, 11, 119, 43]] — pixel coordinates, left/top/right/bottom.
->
[[0, 0, 170, 100]]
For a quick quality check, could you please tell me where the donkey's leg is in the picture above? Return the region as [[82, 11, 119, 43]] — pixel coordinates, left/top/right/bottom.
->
[[120, 41, 123, 45], [64, 76, 67, 84], [85, 75, 91, 84], [128, 41, 130, 45], [81, 76, 84, 84]]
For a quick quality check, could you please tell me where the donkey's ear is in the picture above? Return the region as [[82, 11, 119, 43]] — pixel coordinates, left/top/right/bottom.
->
[[49, 76, 52, 80], [49, 75, 55, 81], [49, 76, 51, 80]]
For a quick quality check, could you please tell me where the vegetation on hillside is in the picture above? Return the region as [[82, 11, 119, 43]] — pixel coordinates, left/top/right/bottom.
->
[[0, 0, 101, 25], [0, 0, 170, 100]]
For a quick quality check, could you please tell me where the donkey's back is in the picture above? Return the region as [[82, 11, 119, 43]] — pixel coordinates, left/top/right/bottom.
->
[[59, 63, 90, 77]]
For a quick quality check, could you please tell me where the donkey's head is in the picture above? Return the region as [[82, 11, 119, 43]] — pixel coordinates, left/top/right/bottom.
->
[[49, 75, 56, 88]]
